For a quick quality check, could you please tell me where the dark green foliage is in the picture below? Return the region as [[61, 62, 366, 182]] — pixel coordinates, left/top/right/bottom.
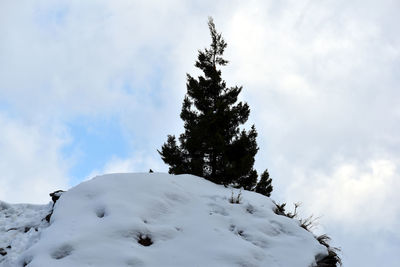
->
[[159, 17, 261, 189], [255, 169, 273, 197]]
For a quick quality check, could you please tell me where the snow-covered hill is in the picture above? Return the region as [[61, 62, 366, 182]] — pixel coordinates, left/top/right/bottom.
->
[[1, 173, 328, 267]]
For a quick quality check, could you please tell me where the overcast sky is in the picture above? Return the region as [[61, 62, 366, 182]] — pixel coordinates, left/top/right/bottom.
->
[[1, 0, 399, 266]]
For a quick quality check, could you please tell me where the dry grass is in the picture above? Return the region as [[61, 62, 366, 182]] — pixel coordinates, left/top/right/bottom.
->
[[273, 202, 342, 267]]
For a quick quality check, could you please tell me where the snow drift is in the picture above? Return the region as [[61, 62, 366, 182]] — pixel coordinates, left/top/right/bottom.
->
[[1, 173, 328, 266]]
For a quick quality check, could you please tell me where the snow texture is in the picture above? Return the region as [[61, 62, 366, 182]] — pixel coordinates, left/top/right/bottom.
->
[[0, 201, 51, 266], [1, 173, 327, 266]]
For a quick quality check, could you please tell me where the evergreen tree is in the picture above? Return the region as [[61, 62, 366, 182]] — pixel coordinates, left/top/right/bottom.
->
[[255, 169, 273, 197], [159, 17, 267, 191]]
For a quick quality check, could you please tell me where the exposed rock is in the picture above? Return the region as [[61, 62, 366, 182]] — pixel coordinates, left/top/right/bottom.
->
[[44, 190, 65, 222], [50, 190, 65, 205], [0, 248, 7, 256]]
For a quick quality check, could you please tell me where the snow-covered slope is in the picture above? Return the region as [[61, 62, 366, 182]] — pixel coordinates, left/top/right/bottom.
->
[[1, 173, 328, 267], [0, 201, 51, 266]]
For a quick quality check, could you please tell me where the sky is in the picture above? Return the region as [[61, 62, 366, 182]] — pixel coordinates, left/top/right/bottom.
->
[[0, 0, 399, 266]]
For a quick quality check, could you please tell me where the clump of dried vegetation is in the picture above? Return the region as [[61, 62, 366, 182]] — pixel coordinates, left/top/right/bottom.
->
[[274, 202, 342, 267]]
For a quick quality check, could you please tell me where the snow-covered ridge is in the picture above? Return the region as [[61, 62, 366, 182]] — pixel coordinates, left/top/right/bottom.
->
[[1, 173, 328, 267]]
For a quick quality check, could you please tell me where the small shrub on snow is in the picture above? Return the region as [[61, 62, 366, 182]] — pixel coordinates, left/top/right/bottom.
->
[[314, 235, 342, 267], [229, 190, 242, 204], [274, 202, 341, 267]]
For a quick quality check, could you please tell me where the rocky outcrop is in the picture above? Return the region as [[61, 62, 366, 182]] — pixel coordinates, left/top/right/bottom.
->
[[44, 190, 65, 222]]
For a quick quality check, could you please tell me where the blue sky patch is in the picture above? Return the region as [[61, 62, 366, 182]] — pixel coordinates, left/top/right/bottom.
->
[[63, 115, 130, 185]]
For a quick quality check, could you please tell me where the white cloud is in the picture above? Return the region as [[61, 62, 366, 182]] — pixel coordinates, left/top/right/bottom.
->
[[83, 152, 165, 183], [284, 159, 400, 231], [279, 159, 400, 266], [221, 0, 400, 176], [0, 0, 191, 119], [0, 114, 70, 204], [103, 153, 164, 174]]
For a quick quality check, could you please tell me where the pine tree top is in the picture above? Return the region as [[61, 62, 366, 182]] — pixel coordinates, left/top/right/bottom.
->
[[159, 17, 271, 192]]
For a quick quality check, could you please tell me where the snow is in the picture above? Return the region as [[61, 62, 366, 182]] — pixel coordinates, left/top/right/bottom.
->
[[1, 173, 328, 267], [0, 201, 51, 266]]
